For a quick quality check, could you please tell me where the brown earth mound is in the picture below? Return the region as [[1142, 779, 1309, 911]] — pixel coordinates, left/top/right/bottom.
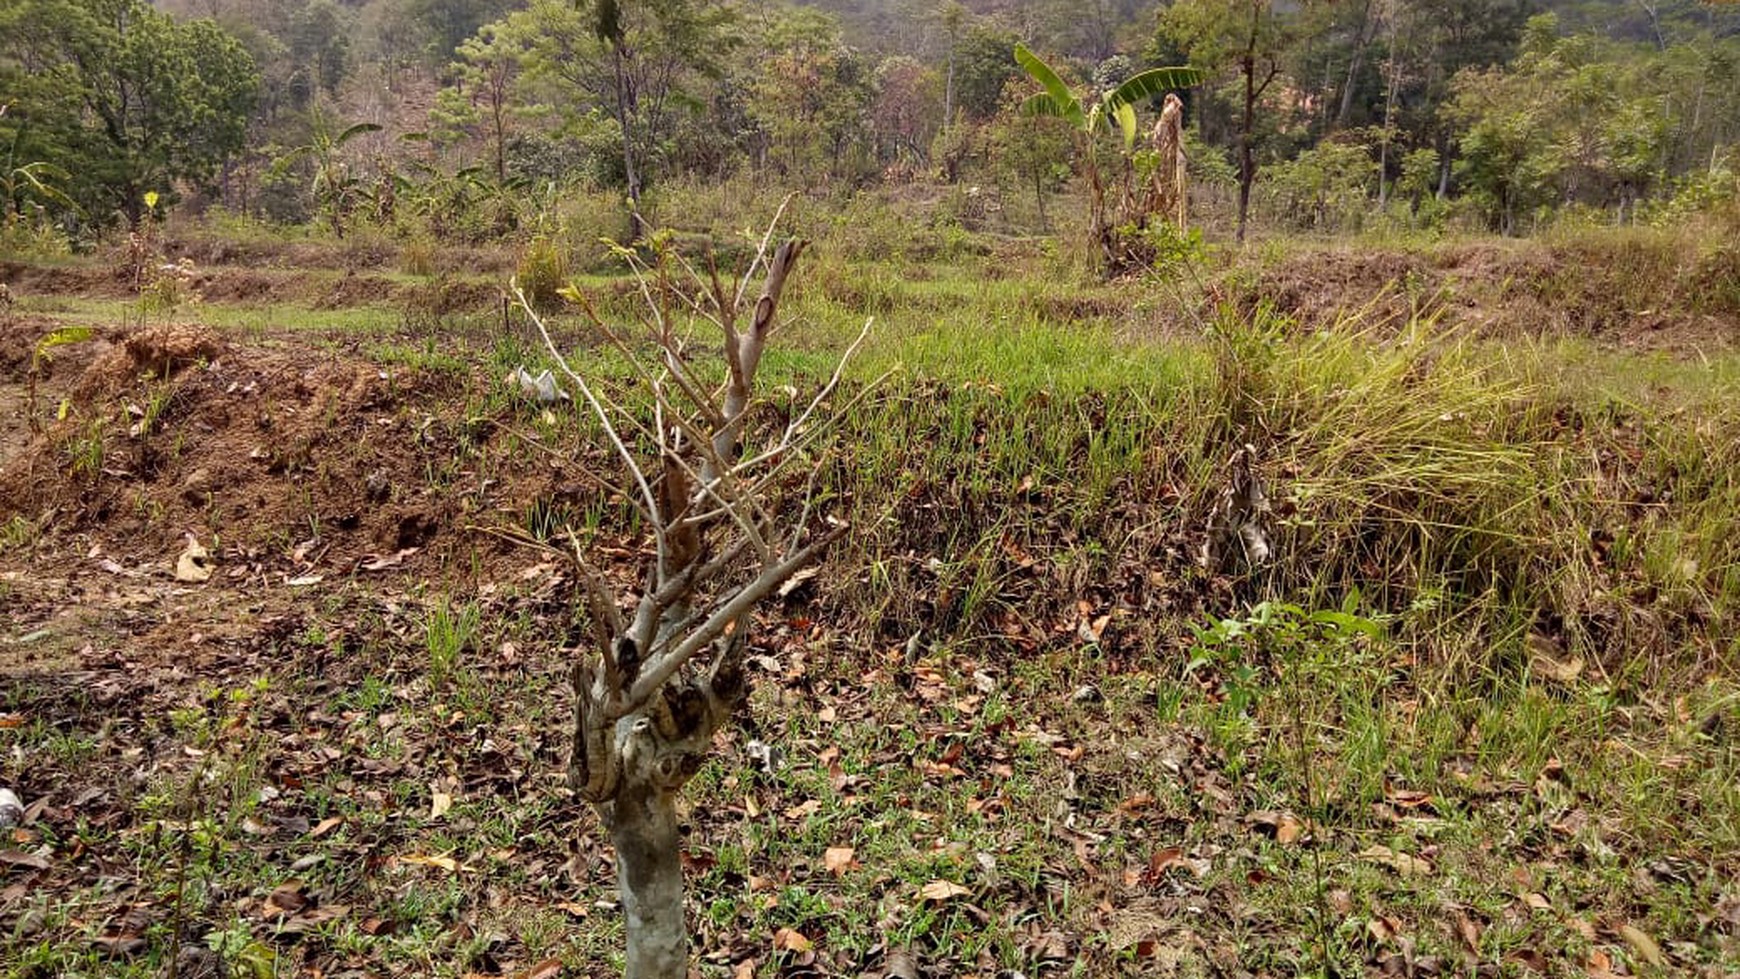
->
[[0, 261, 134, 299], [75, 323, 226, 397], [2, 259, 506, 314], [0, 327, 565, 590]]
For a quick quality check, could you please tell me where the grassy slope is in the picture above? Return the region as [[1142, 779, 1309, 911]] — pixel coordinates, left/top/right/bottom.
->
[[1, 220, 1738, 978]]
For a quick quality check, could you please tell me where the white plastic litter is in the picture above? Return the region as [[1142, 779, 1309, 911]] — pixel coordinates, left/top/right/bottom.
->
[[0, 787, 24, 829], [505, 366, 570, 404]]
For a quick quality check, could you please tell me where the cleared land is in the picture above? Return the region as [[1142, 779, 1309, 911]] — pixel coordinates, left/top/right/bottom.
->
[[1, 223, 1738, 978]]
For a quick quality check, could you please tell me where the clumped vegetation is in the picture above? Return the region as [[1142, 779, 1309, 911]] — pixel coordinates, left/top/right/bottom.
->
[[2, 0, 1739, 978]]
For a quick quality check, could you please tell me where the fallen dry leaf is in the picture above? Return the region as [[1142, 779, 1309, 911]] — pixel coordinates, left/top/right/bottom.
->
[[1146, 846, 1184, 880], [0, 849, 50, 870], [1507, 948, 1549, 972], [773, 927, 813, 952], [1529, 632, 1584, 684], [1385, 787, 1434, 810], [823, 846, 857, 876], [263, 882, 309, 918], [1359, 845, 1432, 877], [272, 904, 348, 934], [358, 548, 418, 572], [397, 852, 461, 873], [918, 879, 971, 903], [1250, 809, 1305, 844], [1619, 923, 1665, 968], [731, 959, 756, 979], [884, 947, 921, 979], [430, 790, 452, 820], [784, 799, 821, 820], [512, 958, 563, 979], [776, 565, 819, 597], [1455, 910, 1482, 952], [1367, 914, 1402, 943]]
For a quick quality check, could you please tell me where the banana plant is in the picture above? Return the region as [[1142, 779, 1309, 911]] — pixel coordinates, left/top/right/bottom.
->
[[1014, 44, 1202, 274], [271, 107, 384, 238], [3, 121, 80, 221], [27, 326, 93, 434]]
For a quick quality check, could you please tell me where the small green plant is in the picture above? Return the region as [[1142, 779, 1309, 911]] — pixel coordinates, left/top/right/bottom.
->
[[130, 385, 175, 439], [0, 514, 38, 554], [1187, 596, 1387, 974], [424, 600, 479, 688], [26, 325, 93, 434], [1137, 221, 1210, 279], [65, 415, 107, 478], [138, 257, 201, 316]]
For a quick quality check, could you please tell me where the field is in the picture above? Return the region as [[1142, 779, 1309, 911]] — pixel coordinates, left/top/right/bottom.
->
[[2, 204, 1739, 978]]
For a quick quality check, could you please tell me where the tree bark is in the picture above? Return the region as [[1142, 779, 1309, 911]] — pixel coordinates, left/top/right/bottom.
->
[[1237, 53, 1254, 244], [1335, 0, 1375, 128], [610, 41, 648, 241], [1235, 2, 1274, 245], [606, 726, 688, 979]]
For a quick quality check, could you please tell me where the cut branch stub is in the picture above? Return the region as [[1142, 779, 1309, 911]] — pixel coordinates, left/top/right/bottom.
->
[[712, 238, 806, 479]]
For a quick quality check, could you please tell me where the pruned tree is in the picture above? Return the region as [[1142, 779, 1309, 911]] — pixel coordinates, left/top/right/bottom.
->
[[512, 205, 875, 979]]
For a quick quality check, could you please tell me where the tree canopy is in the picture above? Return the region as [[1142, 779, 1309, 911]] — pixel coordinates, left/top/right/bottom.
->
[[1, 0, 259, 227]]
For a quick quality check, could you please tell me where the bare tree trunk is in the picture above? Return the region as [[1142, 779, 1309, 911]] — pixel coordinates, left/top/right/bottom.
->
[[1376, 19, 1399, 210], [1237, 55, 1258, 244], [1436, 132, 1451, 199], [1235, 2, 1274, 245], [943, 48, 956, 130], [491, 88, 507, 186], [611, 42, 648, 240], [1635, 0, 1666, 52], [1335, 0, 1376, 128], [608, 744, 688, 979]]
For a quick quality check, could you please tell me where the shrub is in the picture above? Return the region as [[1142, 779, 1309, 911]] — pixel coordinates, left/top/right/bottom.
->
[[400, 237, 439, 277], [515, 235, 568, 312]]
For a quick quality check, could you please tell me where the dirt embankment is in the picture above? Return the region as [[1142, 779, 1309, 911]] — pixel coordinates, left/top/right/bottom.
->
[[0, 260, 507, 315], [1225, 238, 1740, 352], [0, 324, 587, 607]]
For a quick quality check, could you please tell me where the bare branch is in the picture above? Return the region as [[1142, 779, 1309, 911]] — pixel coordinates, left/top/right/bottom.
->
[[619, 522, 849, 714], [734, 192, 799, 311], [565, 527, 626, 652], [710, 238, 807, 478], [515, 285, 663, 537], [782, 316, 874, 445]]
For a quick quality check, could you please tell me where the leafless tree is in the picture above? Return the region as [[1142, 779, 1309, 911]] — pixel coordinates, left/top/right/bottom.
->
[[513, 204, 876, 979]]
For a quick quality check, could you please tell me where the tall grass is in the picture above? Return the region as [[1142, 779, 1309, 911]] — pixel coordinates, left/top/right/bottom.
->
[[710, 285, 1737, 686]]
